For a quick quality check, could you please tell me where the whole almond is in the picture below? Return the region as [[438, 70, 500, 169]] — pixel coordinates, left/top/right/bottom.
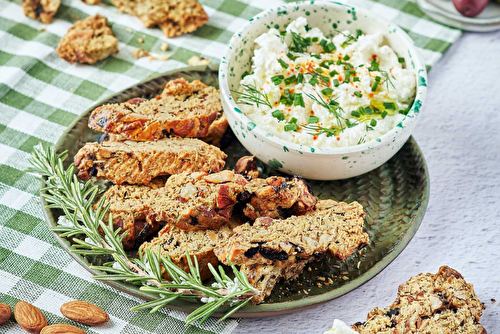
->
[[14, 301, 48, 334], [40, 324, 86, 334], [60, 301, 109, 326], [0, 302, 11, 324]]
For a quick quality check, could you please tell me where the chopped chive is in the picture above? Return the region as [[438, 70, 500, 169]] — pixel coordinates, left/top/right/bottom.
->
[[336, 59, 342, 65], [365, 107, 373, 114], [329, 100, 339, 106], [280, 31, 287, 36], [371, 76, 381, 92], [343, 55, 351, 61], [316, 67, 323, 73], [356, 29, 363, 38], [381, 111, 388, 119], [321, 88, 333, 95], [369, 59, 380, 72], [297, 73, 304, 84], [278, 59, 288, 69], [272, 110, 285, 121], [271, 74, 284, 85], [353, 77, 360, 82], [241, 71, 250, 79], [329, 70, 338, 77], [308, 115, 319, 123], [399, 108, 410, 116], [319, 39, 327, 47], [354, 91, 362, 98], [370, 119, 377, 127], [383, 102, 396, 110], [398, 57, 405, 64], [311, 54, 322, 59], [284, 123, 298, 132], [309, 77, 319, 86], [324, 42, 336, 52], [287, 52, 298, 61], [320, 61, 330, 69], [284, 75, 297, 85], [312, 37, 319, 42], [293, 93, 305, 107], [333, 79, 340, 87], [351, 110, 361, 117]]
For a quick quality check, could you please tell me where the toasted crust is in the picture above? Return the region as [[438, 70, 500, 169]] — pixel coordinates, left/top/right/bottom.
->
[[202, 113, 228, 146], [140, 225, 233, 280], [111, 0, 208, 37], [56, 14, 119, 64], [352, 266, 487, 334], [214, 199, 369, 303], [74, 137, 227, 185], [22, 0, 60, 23], [88, 78, 221, 141]]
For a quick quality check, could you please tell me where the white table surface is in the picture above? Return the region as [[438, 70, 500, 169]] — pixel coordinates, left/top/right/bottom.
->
[[235, 30, 500, 334]]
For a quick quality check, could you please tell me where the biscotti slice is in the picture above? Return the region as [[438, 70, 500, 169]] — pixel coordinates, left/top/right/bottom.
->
[[214, 200, 368, 303], [74, 137, 227, 185], [89, 78, 221, 141], [56, 14, 119, 65], [350, 266, 487, 334], [139, 225, 233, 281], [241, 176, 316, 221], [22, 0, 60, 23], [102, 170, 247, 248], [110, 0, 208, 37]]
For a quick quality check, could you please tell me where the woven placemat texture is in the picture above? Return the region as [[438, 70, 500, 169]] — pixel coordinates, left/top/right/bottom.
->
[[0, 0, 459, 333]]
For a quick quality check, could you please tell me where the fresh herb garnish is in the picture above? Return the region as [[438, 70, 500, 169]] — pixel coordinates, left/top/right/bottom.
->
[[321, 88, 333, 95], [324, 42, 336, 53], [284, 75, 297, 85], [354, 91, 362, 98], [293, 93, 305, 107], [271, 74, 284, 85], [241, 71, 250, 79], [333, 79, 340, 87], [297, 73, 304, 84], [278, 59, 288, 69], [272, 110, 285, 121], [334, 29, 359, 48], [308, 115, 319, 123], [284, 117, 299, 131], [383, 102, 396, 110], [304, 91, 345, 131], [303, 124, 341, 137], [371, 76, 381, 92], [290, 31, 311, 53], [233, 83, 272, 108]]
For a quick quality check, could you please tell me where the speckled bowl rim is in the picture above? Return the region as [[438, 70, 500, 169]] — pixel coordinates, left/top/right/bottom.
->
[[219, 0, 428, 156]]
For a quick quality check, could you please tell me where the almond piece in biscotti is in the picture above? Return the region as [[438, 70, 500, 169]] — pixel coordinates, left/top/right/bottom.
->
[[60, 301, 109, 326], [14, 301, 48, 334]]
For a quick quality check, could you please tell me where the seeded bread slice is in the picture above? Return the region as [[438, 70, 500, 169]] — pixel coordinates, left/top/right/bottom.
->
[[22, 0, 60, 23], [352, 266, 487, 334], [74, 137, 226, 185], [89, 78, 221, 141], [110, 0, 208, 38], [56, 14, 119, 64], [214, 199, 369, 303], [139, 225, 234, 281]]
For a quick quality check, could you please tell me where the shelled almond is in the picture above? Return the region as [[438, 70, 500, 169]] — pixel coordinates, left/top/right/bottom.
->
[[40, 324, 86, 334], [0, 303, 11, 324], [14, 301, 48, 333], [60, 301, 109, 326]]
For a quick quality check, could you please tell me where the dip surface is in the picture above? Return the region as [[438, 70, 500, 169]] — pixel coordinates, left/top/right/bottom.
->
[[237, 17, 416, 148]]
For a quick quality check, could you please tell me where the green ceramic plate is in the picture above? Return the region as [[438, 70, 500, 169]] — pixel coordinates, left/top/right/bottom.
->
[[41, 67, 429, 318]]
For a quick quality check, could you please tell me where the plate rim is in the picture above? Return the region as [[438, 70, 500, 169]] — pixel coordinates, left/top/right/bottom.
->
[[41, 66, 430, 318]]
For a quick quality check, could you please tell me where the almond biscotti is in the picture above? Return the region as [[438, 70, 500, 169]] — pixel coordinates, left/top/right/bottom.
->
[[102, 171, 317, 249], [56, 14, 119, 64], [351, 266, 487, 334], [214, 199, 369, 303], [74, 137, 227, 185], [88, 78, 221, 141], [22, 0, 60, 23], [139, 224, 234, 281], [110, 0, 208, 38]]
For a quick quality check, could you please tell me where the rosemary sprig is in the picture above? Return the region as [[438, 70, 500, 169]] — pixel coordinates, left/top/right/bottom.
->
[[28, 144, 260, 325], [232, 82, 272, 109]]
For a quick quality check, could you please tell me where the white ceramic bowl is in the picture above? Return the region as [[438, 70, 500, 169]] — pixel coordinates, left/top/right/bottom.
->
[[219, 1, 427, 180]]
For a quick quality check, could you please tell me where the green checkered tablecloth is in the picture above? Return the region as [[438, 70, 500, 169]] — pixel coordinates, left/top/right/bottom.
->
[[0, 0, 460, 333]]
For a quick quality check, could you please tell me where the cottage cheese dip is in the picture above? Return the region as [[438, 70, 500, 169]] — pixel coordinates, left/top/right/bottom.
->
[[236, 17, 416, 148]]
